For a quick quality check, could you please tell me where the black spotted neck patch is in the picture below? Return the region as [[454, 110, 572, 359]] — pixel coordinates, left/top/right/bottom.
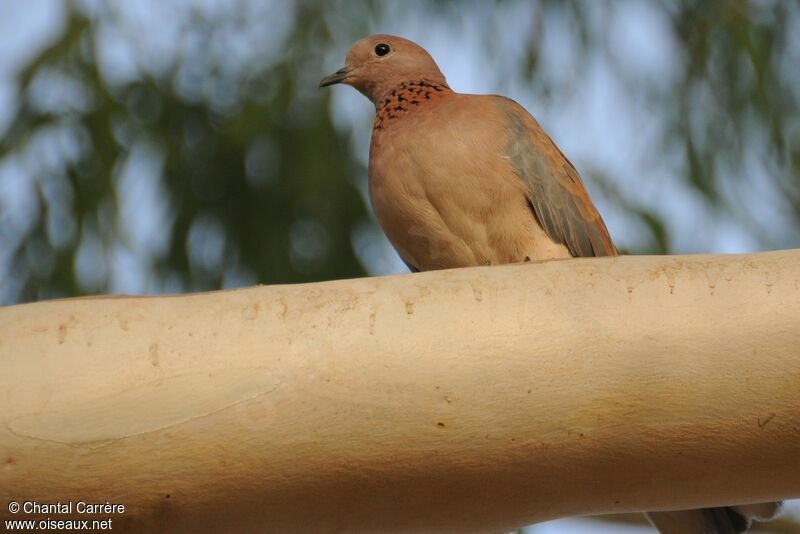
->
[[374, 80, 451, 131]]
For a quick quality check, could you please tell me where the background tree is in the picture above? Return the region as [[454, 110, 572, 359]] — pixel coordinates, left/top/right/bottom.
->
[[1, 0, 798, 304]]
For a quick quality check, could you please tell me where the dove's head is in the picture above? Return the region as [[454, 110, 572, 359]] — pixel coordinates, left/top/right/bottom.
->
[[319, 35, 448, 103]]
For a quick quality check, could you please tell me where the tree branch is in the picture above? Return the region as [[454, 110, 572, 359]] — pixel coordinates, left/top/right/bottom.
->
[[1, 250, 799, 533]]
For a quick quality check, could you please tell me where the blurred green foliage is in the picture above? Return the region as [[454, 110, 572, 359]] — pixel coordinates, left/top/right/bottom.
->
[[0, 0, 798, 304], [0, 2, 378, 302]]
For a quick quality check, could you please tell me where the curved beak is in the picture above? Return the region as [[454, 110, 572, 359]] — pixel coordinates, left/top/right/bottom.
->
[[319, 66, 353, 88]]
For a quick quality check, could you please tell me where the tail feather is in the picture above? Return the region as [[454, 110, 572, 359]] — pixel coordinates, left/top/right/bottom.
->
[[730, 501, 783, 522], [645, 502, 782, 534]]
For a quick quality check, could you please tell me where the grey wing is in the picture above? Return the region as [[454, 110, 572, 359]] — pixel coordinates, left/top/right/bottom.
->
[[498, 98, 617, 258], [401, 257, 419, 273]]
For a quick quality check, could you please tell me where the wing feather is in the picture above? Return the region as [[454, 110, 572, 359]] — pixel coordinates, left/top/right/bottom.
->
[[498, 98, 617, 258]]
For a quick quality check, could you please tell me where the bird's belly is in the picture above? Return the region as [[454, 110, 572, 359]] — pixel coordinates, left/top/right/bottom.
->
[[369, 150, 568, 271], [371, 188, 493, 270]]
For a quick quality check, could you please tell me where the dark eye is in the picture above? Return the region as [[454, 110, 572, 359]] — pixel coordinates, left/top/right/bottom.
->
[[374, 43, 391, 57]]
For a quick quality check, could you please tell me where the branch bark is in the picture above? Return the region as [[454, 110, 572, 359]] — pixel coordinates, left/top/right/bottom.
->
[[1, 250, 799, 533]]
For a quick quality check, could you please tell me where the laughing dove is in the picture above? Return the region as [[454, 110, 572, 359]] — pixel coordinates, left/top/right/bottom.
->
[[321, 34, 616, 271], [320, 34, 782, 533]]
